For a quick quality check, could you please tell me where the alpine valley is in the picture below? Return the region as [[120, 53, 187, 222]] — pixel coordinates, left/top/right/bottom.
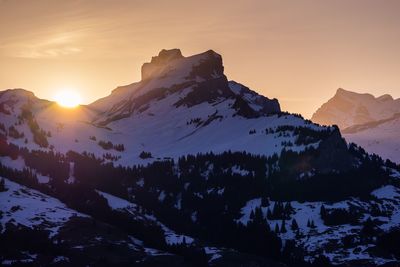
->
[[1, 49, 400, 267]]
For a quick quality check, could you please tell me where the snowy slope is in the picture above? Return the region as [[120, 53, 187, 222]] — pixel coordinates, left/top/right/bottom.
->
[[97, 190, 195, 246], [0, 178, 197, 266], [0, 178, 87, 236], [343, 115, 400, 163]]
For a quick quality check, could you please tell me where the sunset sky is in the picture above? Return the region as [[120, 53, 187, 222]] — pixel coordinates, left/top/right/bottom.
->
[[1, 0, 399, 117]]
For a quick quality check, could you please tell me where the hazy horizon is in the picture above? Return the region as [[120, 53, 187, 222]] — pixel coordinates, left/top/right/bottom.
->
[[1, 0, 400, 118]]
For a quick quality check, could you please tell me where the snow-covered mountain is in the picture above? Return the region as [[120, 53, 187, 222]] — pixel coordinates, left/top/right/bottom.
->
[[90, 49, 280, 122], [312, 88, 400, 163], [1, 49, 400, 266], [0, 49, 328, 166], [312, 88, 400, 129]]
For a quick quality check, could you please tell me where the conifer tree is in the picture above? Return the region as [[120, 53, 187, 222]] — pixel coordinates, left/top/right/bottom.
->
[[254, 207, 263, 222], [281, 220, 287, 233], [0, 178, 5, 192], [284, 202, 292, 214], [291, 218, 299, 231], [275, 223, 280, 233], [320, 204, 327, 219], [272, 202, 278, 218], [362, 217, 376, 237], [267, 208, 273, 220]]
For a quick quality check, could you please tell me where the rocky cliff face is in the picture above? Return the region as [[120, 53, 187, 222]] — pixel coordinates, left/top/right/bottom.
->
[[141, 49, 184, 80]]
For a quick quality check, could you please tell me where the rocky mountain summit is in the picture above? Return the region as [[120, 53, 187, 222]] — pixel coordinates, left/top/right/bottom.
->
[[90, 49, 280, 126]]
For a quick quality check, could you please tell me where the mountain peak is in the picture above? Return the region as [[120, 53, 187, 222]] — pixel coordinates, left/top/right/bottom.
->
[[150, 49, 183, 65], [158, 48, 183, 57], [141, 48, 184, 80], [377, 94, 394, 102], [336, 88, 348, 94], [91, 48, 280, 125], [335, 87, 358, 97], [0, 88, 42, 106], [188, 49, 224, 80], [1, 88, 36, 98], [140, 49, 224, 81]]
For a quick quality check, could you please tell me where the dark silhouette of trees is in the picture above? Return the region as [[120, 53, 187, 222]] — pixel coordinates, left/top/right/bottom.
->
[[0, 177, 6, 191], [139, 151, 152, 159], [98, 140, 125, 151]]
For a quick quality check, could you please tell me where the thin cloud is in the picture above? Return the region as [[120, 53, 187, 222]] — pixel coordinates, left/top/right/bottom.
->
[[1, 32, 83, 59], [16, 47, 82, 59]]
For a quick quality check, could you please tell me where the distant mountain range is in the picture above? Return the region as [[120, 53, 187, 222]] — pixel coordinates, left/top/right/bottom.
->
[[1, 49, 400, 266], [312, 88, 400, 163]]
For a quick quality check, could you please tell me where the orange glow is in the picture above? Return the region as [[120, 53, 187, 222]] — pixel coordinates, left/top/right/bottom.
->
[[54, 90, 81, 108]]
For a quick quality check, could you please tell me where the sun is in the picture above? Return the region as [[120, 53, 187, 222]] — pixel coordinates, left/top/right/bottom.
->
[[54, 90, 82, 108]]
